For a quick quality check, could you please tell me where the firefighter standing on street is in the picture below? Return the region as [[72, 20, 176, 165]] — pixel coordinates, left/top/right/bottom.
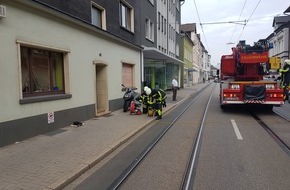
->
[[140, 86, 149, 114], [145, 87, 167, 120], [278, 59, 290, 101]]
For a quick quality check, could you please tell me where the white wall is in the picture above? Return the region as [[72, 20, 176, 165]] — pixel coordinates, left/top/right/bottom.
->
[[268, 28, 289, 64], [0, 2, 141, 122]]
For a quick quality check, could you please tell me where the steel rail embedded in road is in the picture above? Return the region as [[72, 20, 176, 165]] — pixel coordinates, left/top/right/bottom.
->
[[251, 112, 290, 156], [107, 84, 213, 190], [181, 85, 215, 190]]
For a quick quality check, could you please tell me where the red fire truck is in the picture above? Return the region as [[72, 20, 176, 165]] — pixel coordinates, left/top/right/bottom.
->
[[220, 39, 284, 109]]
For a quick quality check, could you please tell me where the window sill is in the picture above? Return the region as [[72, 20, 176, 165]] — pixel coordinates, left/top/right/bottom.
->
[[145, 37, 154, 43], [120, 26, 134, 34], [19, 94, 72, 104]]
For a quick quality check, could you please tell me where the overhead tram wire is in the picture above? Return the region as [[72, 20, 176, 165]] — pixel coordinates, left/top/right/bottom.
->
[[237, 0, 262, 41], [193, 0, 248, 65], [200, 20, 247, 25], [228, 0, 247, 44], [193, 0, 219, 65], [193, 0, 260, 65], [193, 0, 211, 53]]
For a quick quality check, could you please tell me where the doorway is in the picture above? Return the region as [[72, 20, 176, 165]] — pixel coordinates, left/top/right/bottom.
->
[[95, 63, 108, 116]]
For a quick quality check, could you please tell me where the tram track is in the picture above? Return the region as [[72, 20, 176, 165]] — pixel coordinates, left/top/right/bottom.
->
[[108, 84, 290, 190], [250, 112, 290, 156], [107, 83, 216, 190], [64, 83, 290, 190], [181, 85, 215, 190]]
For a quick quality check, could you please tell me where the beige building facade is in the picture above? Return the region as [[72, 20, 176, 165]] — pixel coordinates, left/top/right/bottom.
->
[[0, 0, 142, 146]]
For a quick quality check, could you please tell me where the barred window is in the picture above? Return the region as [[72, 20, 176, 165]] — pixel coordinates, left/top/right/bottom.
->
[[21, 46, 65, 97]]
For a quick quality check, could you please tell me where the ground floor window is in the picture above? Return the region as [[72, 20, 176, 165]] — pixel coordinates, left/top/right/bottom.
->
[[144, 60, 166, 90], [144, 60, 179, 90], [21, 46, 65, 97], [122, 63, 134, 88]]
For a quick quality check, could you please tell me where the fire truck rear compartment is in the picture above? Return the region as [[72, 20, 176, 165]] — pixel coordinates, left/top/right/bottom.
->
[[244, 85, 266, 101]]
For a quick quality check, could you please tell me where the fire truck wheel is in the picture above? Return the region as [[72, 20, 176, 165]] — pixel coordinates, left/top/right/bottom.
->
[[264, 105, 273, 111], [220, 104, 227, 110]]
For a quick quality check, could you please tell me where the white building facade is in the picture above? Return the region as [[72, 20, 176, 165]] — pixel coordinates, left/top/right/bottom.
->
[[143, 0, 184, 90], [267, 15, 290, 65]]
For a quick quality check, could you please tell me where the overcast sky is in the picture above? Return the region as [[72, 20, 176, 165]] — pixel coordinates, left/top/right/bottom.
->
[[181, 0, 289, 67]]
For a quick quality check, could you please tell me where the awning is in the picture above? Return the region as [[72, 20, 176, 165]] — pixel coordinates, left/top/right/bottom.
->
[[143, 47, 184, 65]]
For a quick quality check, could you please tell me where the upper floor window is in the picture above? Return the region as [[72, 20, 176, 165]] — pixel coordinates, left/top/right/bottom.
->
[[164, 19, 167, 34], [91, 3, 106, 30], [145, 18, 154, 41], [176, 19, 179, 34], [120, 1, 134, 32], [148, 0, 154, 5], [161, 15, 164, 32], [158, 12, 161, 30], [21, 46, 65, 98]]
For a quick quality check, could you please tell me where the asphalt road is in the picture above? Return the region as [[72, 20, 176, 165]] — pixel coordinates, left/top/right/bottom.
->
[[193, 85, 290, 190], [119, 83, 215, 190], [64, 83, 290, 190]]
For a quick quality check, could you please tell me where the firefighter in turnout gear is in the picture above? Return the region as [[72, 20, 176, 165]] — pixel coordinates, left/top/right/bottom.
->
[[140, 86, 149, 114], [145, 88, 167, 120], [144, 87, 154, 117], [278, 59, 290, 101]]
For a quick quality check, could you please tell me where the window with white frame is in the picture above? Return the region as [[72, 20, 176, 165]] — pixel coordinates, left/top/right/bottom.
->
[[164, 19, 166, 34], [91, 3, 105, 29], [145, 18, 154, 41], [120, 1, 134, 32], [161, 15, 163, 32], [158, 12, 160, 30], [148, 0, 154, 5], [176, 19, 179, 34]]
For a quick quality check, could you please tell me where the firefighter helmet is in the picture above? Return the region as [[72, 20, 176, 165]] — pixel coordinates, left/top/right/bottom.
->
[[144, 86, 148, 91], [145, 87, 152, 95], [285, 59, 290, 65]]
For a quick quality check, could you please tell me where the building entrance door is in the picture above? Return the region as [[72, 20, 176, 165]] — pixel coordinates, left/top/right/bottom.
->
[[95, 63, 108, 116]]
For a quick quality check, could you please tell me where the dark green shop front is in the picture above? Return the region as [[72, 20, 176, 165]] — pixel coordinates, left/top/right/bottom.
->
[[144, 60, 180, 90], [143, 48, 184, 90]]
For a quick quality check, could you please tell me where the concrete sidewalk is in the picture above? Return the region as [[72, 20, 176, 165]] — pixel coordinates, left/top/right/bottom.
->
[[274, 100, 290, 121], [0, 83, 209, 190]]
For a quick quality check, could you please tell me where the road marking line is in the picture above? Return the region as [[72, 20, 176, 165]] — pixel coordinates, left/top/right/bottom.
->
[[231, 119, 243, 140]]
